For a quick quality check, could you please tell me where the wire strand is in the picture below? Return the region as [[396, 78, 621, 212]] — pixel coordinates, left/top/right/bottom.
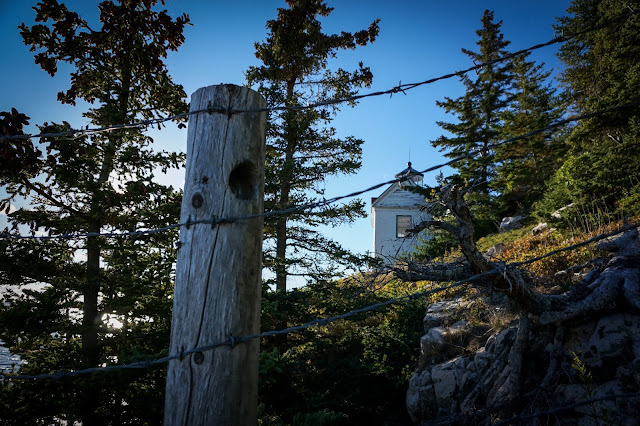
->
[[2, 221, 635, 381], [1, 8, 637, 142], [2, 101, 637, 241]]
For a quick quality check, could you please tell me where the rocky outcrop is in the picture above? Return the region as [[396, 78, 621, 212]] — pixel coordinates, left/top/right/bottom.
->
[[407, 227, 640, 424], [408, 313, 640, 424], [408, 326, 518, 422]]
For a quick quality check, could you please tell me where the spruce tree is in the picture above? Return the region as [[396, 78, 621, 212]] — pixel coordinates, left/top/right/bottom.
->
[[245, 0, 379, 292], [0, 1, 188, 423], [431, 10, 512, 235], [493, 53, 565, 215], [547, 0, 640, 212], [432, 10, 512, 195]]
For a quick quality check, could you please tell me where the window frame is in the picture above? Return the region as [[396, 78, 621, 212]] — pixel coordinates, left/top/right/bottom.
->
[[396, 215, 412, 238]]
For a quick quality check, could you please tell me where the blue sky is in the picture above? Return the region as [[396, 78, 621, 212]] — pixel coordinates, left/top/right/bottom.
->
[[0, 0, 571, 267]]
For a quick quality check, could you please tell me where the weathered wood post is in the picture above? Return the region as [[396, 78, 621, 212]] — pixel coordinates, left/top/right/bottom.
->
[[164, 84, 266, 425]]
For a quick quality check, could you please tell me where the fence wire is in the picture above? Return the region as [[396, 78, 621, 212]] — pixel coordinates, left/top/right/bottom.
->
[[1, 221, 635, 381], [1, 9, 639, 421], [1, 101, 638, 241], [1, 8, 637, 143]]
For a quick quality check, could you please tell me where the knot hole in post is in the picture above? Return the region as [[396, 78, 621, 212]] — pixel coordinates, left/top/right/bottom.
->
[[229, 160, 257, 201]]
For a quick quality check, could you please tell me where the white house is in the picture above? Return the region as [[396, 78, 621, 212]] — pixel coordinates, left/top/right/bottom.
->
[[371, 162, 430, 264]]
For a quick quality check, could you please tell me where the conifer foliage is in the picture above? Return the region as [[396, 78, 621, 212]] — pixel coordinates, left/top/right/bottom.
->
[[544, 0, 640, 213], [0, 1, 188, 423], [246, 0, 379, 291], [493, 53, 565, 215], [432, 10, 512, 196], [432, 10, 565, 226]]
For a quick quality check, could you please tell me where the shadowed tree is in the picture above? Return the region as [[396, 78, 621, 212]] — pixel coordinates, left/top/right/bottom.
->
[[542, 0, 640, 213], [246, 0, 379, 292], [0, 0, 188, 423]]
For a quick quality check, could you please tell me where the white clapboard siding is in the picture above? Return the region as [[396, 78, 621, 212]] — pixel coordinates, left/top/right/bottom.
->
[[372, 180, 430, 263]]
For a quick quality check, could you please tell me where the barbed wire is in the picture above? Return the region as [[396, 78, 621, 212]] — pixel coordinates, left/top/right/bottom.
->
[[2, 221, 635, 381], [0, 280, 463, 381], [1, 8, 637, 143], [2, 101, 638, 241], [0, 222, 186, 241]]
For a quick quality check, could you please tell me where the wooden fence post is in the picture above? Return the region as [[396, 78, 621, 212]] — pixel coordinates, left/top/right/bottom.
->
[[164, 84, 266, 425]]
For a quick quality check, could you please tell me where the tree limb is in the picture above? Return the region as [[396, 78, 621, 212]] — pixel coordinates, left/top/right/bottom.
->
[[21, 178, 79, 214]]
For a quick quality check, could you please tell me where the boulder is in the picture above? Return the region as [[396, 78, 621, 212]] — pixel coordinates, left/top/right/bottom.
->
[[420, 321, 469, 350], [408, 325, 518, 422], [431, 357, 468, 408], [422, 299, 462, 330], [499, 216, 524, 232], [532, 222, 549, 235], [406, 369, 436, 423], [421, 327, 447, 346], [484, 242, 505, 259]]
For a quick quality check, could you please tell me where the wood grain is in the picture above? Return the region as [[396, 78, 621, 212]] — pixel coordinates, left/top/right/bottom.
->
[[164, 85, 266, 426]]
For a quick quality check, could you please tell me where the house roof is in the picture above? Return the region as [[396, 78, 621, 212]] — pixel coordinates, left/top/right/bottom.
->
[[371, 163, 426, 209], [371, 181, 401, 208]]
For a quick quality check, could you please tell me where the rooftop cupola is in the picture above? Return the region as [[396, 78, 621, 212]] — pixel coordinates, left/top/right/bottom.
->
[[395, 162, 423, 187]]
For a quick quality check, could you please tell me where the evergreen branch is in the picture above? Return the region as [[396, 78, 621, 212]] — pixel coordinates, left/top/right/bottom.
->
[[20, 178, 79, 215]]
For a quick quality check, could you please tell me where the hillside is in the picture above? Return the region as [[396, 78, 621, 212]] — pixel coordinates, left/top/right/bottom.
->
[[252, 211, 640, 424], [406, 215, 640, 424]]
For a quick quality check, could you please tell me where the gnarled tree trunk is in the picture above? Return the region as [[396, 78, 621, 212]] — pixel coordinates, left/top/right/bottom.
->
[[410, 184, 535, 308]]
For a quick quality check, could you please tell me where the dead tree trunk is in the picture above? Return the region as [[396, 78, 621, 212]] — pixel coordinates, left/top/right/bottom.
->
[[411, 184, 534, 308]]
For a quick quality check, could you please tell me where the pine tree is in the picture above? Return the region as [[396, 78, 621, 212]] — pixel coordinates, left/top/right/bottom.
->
[[0, 0, 188, 422], [245, 0, 379, 292], [431, 10, 512, 236], [547, 0, 640, 212], [493, 53, 565, 215], [432, 10, 512, 195]]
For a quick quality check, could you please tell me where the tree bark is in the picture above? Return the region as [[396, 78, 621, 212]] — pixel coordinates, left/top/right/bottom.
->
[[410, 184, 535, 308], [80, 65, 132, 423], [274, 79, 298, 293]]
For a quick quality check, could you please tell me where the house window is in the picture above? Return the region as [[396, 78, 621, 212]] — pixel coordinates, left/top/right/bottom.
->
[[396, 215, 412, 238]]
